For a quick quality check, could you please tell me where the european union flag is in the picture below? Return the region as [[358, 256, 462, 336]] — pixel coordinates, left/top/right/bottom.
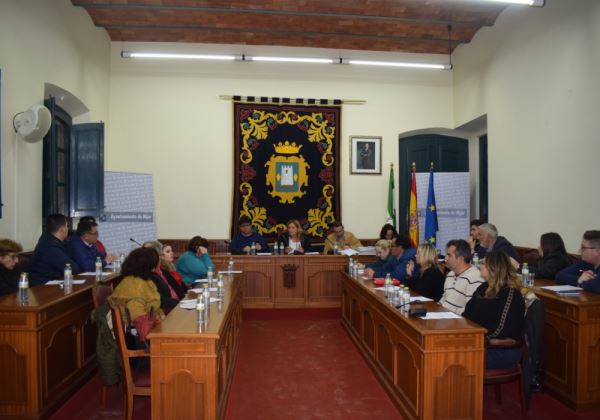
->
[[425, 165, 438, 245]]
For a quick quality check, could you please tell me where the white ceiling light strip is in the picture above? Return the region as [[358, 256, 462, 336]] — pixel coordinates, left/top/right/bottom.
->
[[250, 56, 334, 64], [122, 51, 451, 70], [347, 59, 451, 70], [483, 0, 544, 6], [121, 52, 236, 60]]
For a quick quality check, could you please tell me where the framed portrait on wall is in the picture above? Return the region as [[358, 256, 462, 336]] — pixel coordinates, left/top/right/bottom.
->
[[350, 136, 381, 175]]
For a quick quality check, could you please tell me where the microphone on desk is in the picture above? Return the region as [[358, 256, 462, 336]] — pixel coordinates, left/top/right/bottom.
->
[[130, 238, 143, 247]]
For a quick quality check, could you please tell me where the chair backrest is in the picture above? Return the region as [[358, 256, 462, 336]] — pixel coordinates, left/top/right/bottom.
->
[[107, 297, 135, 388], [92, 282, 114, 309]]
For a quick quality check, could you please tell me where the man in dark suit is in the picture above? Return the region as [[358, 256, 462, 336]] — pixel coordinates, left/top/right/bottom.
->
[[478, 223, 520, 264], [28, 214, 80, 285]]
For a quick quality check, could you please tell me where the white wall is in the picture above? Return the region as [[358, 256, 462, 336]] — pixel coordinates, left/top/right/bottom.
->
[[108, 44, 454, 239], [0, 0, 110, 249], [453, 0, 600, 252]]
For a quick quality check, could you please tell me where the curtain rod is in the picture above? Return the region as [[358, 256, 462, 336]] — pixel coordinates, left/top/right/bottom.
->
[[218, 95, 365, 105]]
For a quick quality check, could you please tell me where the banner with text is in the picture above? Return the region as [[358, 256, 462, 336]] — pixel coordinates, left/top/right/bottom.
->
[[416, 172, 470, 252], [98, 171, 157, 255]]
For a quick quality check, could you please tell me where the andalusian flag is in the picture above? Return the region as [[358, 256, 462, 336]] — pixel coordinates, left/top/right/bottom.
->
[[386, 164, 396, 228], [408, 163, 419, 248], [425, 163, 439, 245]]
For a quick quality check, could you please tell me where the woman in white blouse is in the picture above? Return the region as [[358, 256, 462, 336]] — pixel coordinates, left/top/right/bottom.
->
[[278, 219, 311, 255]]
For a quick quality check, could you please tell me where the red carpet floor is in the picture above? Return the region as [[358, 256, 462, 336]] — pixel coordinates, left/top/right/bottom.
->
[[224, 319, 402, 420], [49, 310, 600, 420]]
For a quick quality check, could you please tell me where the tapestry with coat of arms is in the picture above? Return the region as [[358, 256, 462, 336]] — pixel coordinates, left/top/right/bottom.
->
[[231, 100, 341, 240]]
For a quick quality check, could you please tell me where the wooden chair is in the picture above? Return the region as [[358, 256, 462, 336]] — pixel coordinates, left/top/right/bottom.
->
[[107, 297, 151, 420], [484, 338, 529, 418], [92, 281, 115, 408]]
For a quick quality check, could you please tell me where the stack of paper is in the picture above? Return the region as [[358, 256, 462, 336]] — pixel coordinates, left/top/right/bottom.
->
[[420, 312, 462, 320]]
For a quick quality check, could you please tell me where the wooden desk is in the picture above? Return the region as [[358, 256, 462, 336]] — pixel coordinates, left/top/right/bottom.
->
[[340, 273, 485, 420], [0, 274, 118, 419], [533, 279, 600, 410], [210, 254, 374, 308], [147, 274, 242, 420]]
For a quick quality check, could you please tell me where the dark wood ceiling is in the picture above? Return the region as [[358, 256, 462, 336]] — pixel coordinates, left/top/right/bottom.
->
[[72, 0, 507, 55]]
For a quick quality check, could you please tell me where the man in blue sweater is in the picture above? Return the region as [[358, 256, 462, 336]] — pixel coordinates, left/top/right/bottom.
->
[[229, 216, 270, 254], [67, 219, 113, 272], [556, 230, 600, 292], [28, 214, 80, 285], [365, 235, 417, 281]]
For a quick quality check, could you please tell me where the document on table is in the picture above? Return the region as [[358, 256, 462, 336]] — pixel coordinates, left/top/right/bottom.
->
[[420, 312, 462, 320], [79, 272, 112, 276], [339, 248, 359, 256], [410, 296, 433, 303], [257, 252, 272, 255], [189, 287, 218, 293], [179, 298, 222, 309], [194, 278, 208, 283], [374, 286, 402, 291], [539, 285, 583, 292], [217, 270, 243, 274], [45, 280, 86, 285], [356, 246, 376, 255]]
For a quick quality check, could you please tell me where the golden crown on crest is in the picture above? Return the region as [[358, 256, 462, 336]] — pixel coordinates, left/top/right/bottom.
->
[[273, 141, 302, 154]]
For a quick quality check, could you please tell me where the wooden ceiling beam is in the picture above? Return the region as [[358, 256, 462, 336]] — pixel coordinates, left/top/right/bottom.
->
[[87, 9, 477, 43], [73, 0, 504, 27]]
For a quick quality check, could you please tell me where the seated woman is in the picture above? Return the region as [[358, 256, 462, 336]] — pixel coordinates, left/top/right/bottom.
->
[[161, 243, 184, 287], [366, 239, 392, 271], [176, 236, 215, 286], [405, 243, 445, 301], [230, 216, 270, 254], [0, 239, 23, 297], [143, 241, 186, 312], [277, 219, 311, 254], [112, 247, 165, 344], [463, 251, 525, 369], [532, 232, 571, 279], [379, 223, 398, 241]]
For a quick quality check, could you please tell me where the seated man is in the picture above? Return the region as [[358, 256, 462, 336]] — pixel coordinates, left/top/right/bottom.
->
[[478, 223, 520, 263], [79, 215, 108, 256], [468, 218, 486, 257], [229, 216, 270, 254], [323, 221, 362, 254], [556, 230, 600, 292], [364, 235, 416, 282], [439, 239, 485, 315], [28, 214, 80, 285], [67, 219, 114, 272]]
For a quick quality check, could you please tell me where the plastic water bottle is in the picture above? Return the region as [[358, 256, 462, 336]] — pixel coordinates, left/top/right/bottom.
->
[[472, 253, 480, 269], [397, 288, 404, 308], [384, 273, 393, 300], [403, 287, 411, 313], [95, 256, 103, 281], [250, 242, 256, 255], [112, 258, 120, 273], [273, 242, 279, 255], [18, 272, 29, 304], [333, 242, 339, 255], [119, 252, 125, 265], [202, 284, 210, 307], [207, 266, 214, 288], [217, 276, 224, 299], [64, 263, 73, 289], [196, 296, 205, 323], [228, 256, 234, 272], [521, 263, 530, 288]]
